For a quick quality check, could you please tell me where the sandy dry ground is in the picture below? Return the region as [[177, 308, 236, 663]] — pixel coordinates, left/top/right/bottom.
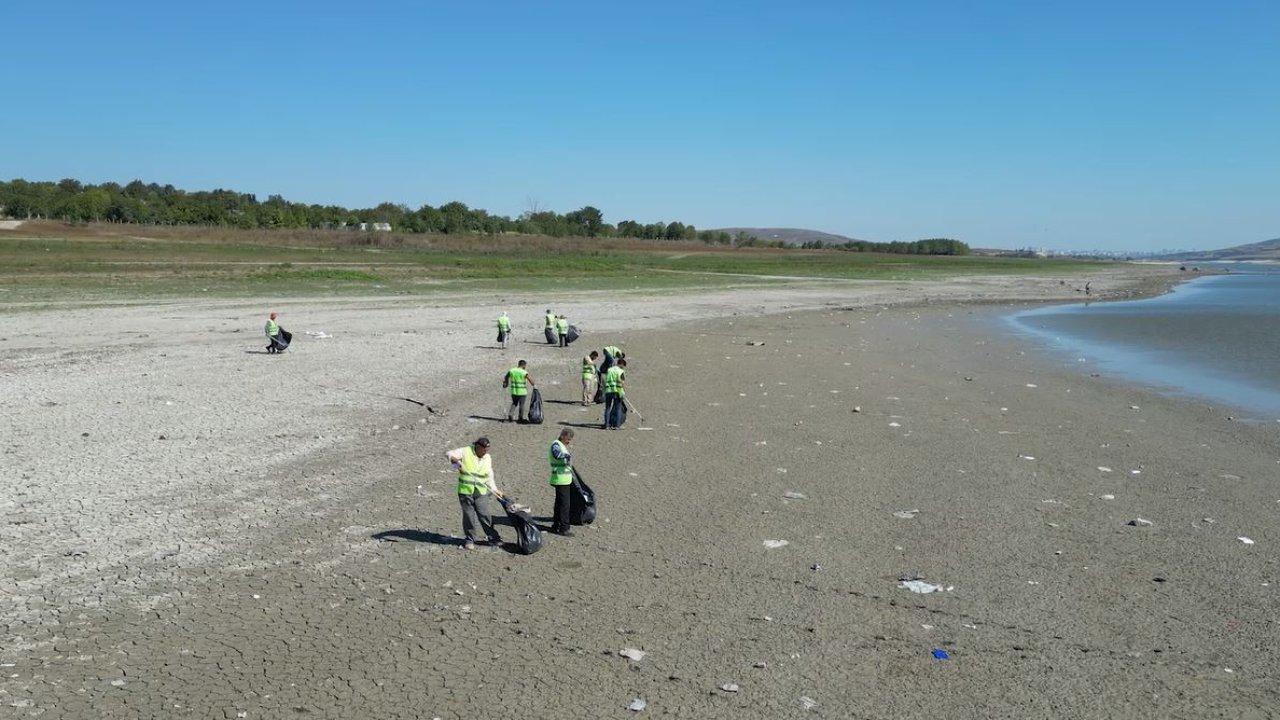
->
[[4, 265, 1277, 718]]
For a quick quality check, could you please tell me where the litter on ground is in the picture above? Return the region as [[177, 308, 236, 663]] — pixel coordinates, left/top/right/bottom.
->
[[899, 579, 945, 594], [892, 509, 920, 519], [1238, 537, 1255, 545], [619, 647, 647, 662], [762, 540, 789, 549], [1128, 518, 1154, 527], [628, 698, 647, 712]]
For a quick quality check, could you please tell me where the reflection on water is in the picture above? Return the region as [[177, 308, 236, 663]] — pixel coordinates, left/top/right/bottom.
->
[[1007, 264, 1280, 418]]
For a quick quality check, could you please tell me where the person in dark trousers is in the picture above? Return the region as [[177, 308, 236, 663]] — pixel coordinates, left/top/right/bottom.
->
[[445, 437, 504, 550], [602, 358, 627, 429], [503, 360, 534, 423], [556, 315, 569, 347], [548, 429, 575, 536]]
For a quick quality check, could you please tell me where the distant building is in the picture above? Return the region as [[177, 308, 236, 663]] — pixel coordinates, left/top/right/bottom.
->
[[357, 222, 392, 232]]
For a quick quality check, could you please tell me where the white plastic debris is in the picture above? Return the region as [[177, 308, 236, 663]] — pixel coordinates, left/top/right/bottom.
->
[[628, 698, 647, 712], [619, 647, 647, 662], [1100, 494, 1115, 500], [888, 422, 901, 428], [799, 696, 818, 711], [304, 330, 332, 339], [1238, 537, 1255, 545], [892, 509, 920, 519], [762, 540, 789, 549], [899, 579, 944, 594], [719, 683, 740, 693], [1098, 466, 1113, 473], [1026, 383, 1038, 388], [783, 491, 807, 500], [1019, 455, 1036, 461], [1128, 518, 1154, 527]]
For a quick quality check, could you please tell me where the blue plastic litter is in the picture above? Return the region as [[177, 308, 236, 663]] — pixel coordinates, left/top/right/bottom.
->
[[931, 649, 950, 660]]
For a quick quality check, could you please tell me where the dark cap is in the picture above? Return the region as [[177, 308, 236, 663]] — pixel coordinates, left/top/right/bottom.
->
[[474, 437, 490, 448]]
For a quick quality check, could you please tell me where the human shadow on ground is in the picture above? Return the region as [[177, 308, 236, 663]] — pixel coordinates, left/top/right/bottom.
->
[[557, 421, 604, 430], [243, 350, 279, 355], [467, 415, 532, 423], [544, 399, 586, 406], [473, 345, 507, 350], [371, 528, 522, 554]]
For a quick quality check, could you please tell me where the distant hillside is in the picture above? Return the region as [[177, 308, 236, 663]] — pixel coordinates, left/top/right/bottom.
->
[[1159, 237, 1280, 261], [713, 227, 865, 246]]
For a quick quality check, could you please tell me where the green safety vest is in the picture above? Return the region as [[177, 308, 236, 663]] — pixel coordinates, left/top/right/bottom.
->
[[603, 366, 625, 396], [506, 367, 529, 396], [456, 447, 492, 496], [265, 319, 279, 337], [581, 357, 596, 379], [545, 313, 555, 328], [604, 346, 621, 358], [548, 440, 572, 486], [556, 318, 568, 334], [497, 315, 510, 331]]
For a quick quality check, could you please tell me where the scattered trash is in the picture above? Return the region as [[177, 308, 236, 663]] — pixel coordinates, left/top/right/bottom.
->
[[888, 422, 901, 428], [718, 683, 740, 693], [799, 696, 818, 711], [1238, 537, 1255, 545], [304, 330, 332, 339], [892, 509, 920, 519], [746, 341, 766, 346], [753, 661, 768, 668], [619, 647, 647, 662], [1100, 494, 1115, 500], [1130, 469, 1142, 475], [762, 540, 789, 549], [1026, 383, 1038, 388], [628, 698, 647, 712], [1128, 518, 1154, 527], [1019, 455, 1036, 461], [852, 406, 862, 413], [899, 579, 945, 594], [1129, 405, 1140, 410], [1097, 466, 1113, 473], [783, 491, 807, 500], [931, 649, 950, 660]]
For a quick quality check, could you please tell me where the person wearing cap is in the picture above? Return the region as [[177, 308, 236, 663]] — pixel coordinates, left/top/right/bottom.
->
[[265, 312, 281, 353], [445, 437, 504, 549]]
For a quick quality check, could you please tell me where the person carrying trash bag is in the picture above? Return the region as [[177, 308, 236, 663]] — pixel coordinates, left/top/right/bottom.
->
[[265, 311, 289, 353], [503, 360, 534, 423], [602, 358, 628, 429], [548, 429, 576, 536], [555, 315, 570, 348], [445, 437, 504, 550], [544, 309, 557, 344], [496, 312, 512, 349], [581, 350, 599, 406]]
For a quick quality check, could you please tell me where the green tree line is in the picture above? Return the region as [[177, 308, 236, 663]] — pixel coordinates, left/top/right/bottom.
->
[[0, 177, 967, 254]]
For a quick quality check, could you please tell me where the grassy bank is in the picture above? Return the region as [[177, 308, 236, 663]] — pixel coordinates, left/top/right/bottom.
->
[[0, 222, 1106, 304]]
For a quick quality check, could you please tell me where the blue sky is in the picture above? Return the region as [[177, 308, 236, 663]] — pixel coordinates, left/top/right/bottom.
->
[[3, 1, 1277, 250]]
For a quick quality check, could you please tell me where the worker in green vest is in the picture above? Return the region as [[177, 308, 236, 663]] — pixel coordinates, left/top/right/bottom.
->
[[602, 358, 627, 429], [544, 309, 557, 344], [581, 350, 599, 405], [503, 360, 535, 423], [548, 429, 575, 536], [445, 437, 504, 550], [264, 312, 282, 353], [555, 315, 570, 347], [496, 312, 512, 349]]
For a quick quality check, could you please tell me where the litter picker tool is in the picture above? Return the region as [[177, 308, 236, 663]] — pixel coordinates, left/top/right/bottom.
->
[[313, 382, 440, 413], [622, 396, 644, 423]]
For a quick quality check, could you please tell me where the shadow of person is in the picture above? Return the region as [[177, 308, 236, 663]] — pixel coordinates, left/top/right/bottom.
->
[[371, 529, 460, 546]]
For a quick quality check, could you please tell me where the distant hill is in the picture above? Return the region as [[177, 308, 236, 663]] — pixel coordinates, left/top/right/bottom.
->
[[1158, 237, 1280, 261], [713, 227, 865, 246]]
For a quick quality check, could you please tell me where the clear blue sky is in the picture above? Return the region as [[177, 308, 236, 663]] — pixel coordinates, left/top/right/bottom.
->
[[3, 1, 1277, 250]]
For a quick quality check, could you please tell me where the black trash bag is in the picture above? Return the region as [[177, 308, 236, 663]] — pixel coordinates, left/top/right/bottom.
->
[[496, 330, 504, 343], [544, 327, 557, 344], [527, 388, 544, 424], [569, 468, 597, 525], [593, 356, 612, 404], [565, 325, 581, 345], [497, 496, 543, 555], [605, 396, 628, 428], [270, 327, 292, 352]]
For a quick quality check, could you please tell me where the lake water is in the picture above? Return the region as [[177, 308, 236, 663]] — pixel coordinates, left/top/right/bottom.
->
[[1007, 264, 1280, 419]]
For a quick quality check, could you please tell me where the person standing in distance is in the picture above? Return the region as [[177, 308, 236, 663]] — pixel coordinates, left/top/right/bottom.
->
[[496, 311, 512, 349], [445, 437, 504, 550], [581, 350, 599, 406], [555, 314, 570, 348], [602, 358, 627, 429]]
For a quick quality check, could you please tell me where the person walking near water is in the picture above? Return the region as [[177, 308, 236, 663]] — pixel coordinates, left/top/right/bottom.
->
[[548, 429, 575, 536], [503, 360, 534, 423], [556, 315, 570, 347], [581, 350, 599, 405], [602, 358, 627, 429], [445, 437, 504, 550], [496, 312, 512, 349]]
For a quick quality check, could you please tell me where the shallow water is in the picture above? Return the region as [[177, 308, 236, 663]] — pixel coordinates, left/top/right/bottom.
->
[[1007, 264, 1280, 418]]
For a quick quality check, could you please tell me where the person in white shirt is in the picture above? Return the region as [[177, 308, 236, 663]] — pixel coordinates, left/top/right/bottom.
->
[[445, 437, 504, 549]]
